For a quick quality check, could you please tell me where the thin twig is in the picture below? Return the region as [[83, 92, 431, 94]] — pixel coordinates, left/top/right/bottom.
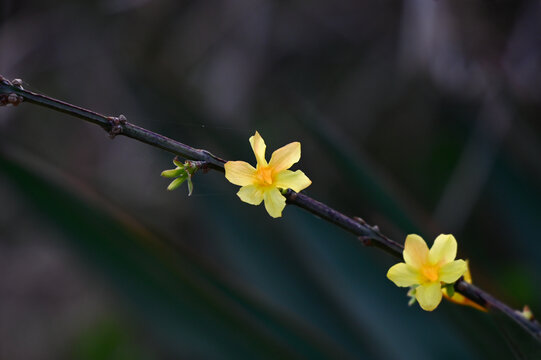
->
[[0, 76, 226, 171], [1, 76, 540, 342]]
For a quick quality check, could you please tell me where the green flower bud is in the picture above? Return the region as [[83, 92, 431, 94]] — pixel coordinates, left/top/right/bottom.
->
[[167, 175, 187, 191], [161, 168, 183, 178]]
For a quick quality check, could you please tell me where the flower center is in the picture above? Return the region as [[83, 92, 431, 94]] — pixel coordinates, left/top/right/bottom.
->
[[256, 166, 274, 185], [421, 264, 440, 282]]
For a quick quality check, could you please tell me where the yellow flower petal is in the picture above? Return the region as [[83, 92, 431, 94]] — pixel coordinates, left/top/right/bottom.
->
[[403, 234, 429, 269], [443, 291, 487, 312], [263, 187, 286, 218], [463, 259, 472, 283], [249, 131, 267, 167], [274, 170, 311, 192], [387, 263, 421, 287], [224, 161, 256, 186], [269, 142, 301, 173], [415, 282, 443, 311], [443, 261, 487, 312], [444, 290, 465, 305], [429, 234, 457, 265], [439, 259, 467, 284], [237, 185, 264, 205]]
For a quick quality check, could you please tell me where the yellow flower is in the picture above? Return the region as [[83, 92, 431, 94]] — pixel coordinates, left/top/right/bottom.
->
[[224, 131, 311, 218], [387, 234, 467, 311], [442, 260, 487, 311]]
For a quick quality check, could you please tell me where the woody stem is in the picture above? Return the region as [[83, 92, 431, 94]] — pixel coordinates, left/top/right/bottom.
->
[[1, 76, 539, 342]]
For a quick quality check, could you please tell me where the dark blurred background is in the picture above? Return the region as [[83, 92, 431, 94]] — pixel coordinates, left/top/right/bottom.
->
[[1, 0, 541, 359]]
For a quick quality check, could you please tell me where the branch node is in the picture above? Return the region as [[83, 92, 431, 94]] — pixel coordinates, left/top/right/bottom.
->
[[186, 160, 209, 173], [11, 78, 24, 89], [108, 114, 128, 138], [0, 74, 11, 85], [359, 236, 373, 247], [286, 189, 298, 200], [0, 93, 24, 107]]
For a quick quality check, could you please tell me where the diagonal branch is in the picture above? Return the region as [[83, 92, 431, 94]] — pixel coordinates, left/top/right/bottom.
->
[[0, 76, 226, 171], [1, 75, 540, 342]]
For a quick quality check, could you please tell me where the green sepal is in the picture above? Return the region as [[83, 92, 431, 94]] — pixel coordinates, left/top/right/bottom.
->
[[407, 286, 417, 306], [173, 159, 184, 168], [187, 175, 194, 196], [444, 283, 455, 298]]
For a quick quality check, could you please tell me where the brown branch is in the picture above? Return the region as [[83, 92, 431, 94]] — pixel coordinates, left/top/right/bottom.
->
[[1, 75, 540, 342]]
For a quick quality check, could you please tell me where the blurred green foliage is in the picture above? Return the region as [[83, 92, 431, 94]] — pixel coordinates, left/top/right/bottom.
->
[[71, 319, 154, 360]]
